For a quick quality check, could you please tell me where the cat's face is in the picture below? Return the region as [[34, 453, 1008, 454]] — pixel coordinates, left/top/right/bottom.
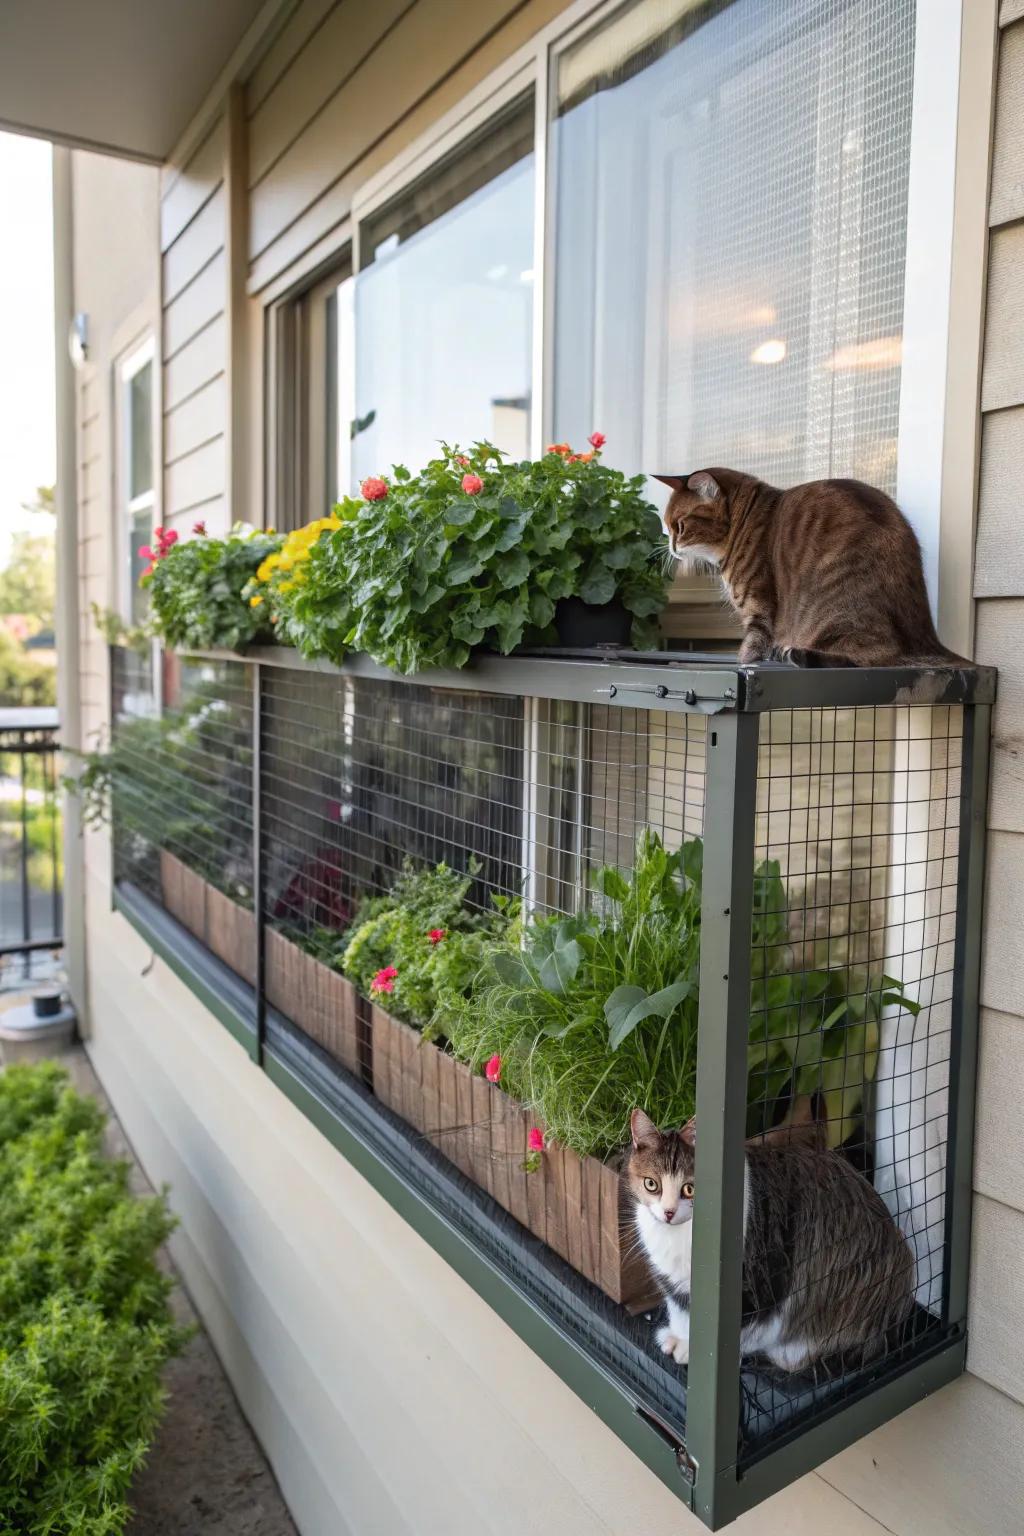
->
[[625, 1108, 696, 1227], [657, 471, 731, 564]]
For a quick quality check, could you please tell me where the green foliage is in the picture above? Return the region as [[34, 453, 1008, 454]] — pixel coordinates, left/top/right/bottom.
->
[[144, 527, 283, 651], [90, 604, 151, 656], [340, 859, 513, 1028], [274, 443, 671, 673], [0, 1063, 185, 1534], [0, 528, 55, 632], [437, 832, 918, 1159], [0, 626, 56, 707]]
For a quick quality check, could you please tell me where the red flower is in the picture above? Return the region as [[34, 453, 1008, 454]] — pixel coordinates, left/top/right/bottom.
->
[[428, 928, 446, 945], [153, 525, 164, 538], [141, 563, 155, 579], [371, 965, 398, 995], [193, 520, 207, 536], [546, 442, 571, 457], [456, 455, 469, 467], [576, 452, 594, 463], [527, 1127, 545, 1152], [361, 476, 389, 501], [588, 431, 606, 450], [484, 1053, 502, 1083], [461, 473, 484, 495], [138, 544, 155, 561]]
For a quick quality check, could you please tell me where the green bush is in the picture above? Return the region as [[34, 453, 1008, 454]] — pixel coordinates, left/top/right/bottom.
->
[[267, 441, 671, 673], [0, 627, 56, 708], [0, 1062, 185, 1535], [340, 860, 512, 1028], [143, 525, 283, 651]]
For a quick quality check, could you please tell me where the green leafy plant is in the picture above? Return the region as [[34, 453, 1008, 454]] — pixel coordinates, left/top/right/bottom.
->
[[438, 832, 918, 1160], [340, 859, 513, 1027], [143, 524, 283, 651], [91, 602, 151, 655], [0, 1062, 186, 1534], [270, 440, 671, 673]]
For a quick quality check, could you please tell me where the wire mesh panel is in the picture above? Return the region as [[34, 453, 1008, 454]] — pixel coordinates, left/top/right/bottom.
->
[[110, 647, 255, 983], [738, 701, 962, 1456]]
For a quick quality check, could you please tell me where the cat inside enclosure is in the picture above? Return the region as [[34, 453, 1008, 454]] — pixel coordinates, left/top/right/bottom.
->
[[624, 1107, 913, 1374], [657, 469, 964, 669]]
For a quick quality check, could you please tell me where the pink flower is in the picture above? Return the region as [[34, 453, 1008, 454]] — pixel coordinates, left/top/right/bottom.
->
[[456, 455, 469, 467], [192, 520, 207, 536], [370, 965, 398, 995], [527, 1127, 544, 1152], [588, 431, 606, 450], [153, 525, 164, 538], [361, 476, 389, 501], [428, 928, 446, 945], [484, 1053, 502, 1084], [138, 545, 155, 561], [461, 473, 484, 495]]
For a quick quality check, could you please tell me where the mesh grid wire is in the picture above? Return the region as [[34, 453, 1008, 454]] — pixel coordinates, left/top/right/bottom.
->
[[111, 649, 255, 982], [260, 667, 707, 949], [739, 702, 961, 1451]]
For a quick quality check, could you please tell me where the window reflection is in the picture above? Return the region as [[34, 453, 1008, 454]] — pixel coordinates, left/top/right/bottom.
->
[[352, 97, 535, 487]]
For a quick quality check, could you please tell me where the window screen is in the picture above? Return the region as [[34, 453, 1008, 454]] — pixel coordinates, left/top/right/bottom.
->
[[552, 0, 915, 494]]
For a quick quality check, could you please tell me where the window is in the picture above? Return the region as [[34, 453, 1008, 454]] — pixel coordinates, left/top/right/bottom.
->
[[350, 94, 535, 488], [551, 0, 915, 496], [118, 339, 155, 625]]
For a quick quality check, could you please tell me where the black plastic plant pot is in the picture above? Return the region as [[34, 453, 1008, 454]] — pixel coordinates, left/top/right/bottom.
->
[[554, 596, 632, 648]]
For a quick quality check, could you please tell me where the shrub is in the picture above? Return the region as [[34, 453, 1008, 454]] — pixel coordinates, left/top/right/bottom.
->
[[0, 1063, 185, 1534], [340, 860, 512, 1027], [143, 524, 283, 651], [262, 440, 671, 673]]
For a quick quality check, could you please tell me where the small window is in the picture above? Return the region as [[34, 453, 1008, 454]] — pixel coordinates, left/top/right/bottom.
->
[[351, 94, 535, 485], [119, 339, 156, 625]]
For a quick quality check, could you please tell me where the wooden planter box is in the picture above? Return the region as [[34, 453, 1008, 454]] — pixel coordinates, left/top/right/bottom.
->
[[265, 927, 360, 1076], [205, 885, 257, 985], [159, 850, 207, 942], [370, 1004, 653, 1308]]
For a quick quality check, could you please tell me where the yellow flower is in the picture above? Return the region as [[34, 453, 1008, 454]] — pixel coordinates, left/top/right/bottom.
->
[[250, 594, 263, 608]]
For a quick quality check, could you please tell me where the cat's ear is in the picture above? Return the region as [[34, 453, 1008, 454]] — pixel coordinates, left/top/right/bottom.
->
[[687, 471, 721, 501], [652, 474, 686, 492], [630, 1108, 661, 1149], [678, 1118, 696, 1147]]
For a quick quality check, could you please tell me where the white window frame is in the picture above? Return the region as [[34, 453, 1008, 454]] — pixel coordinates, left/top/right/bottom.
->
[[117, 335, 157, 623], [263, 0, 993, 652]]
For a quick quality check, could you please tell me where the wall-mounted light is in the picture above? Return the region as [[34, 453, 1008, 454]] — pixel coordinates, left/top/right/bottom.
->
[[68, 312, 88, 368], [749, 338, 787, 366]]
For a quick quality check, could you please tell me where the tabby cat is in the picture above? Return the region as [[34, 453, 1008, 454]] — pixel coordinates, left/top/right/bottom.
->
[[657, 470, 962, 667], [625, 1108, 913, 1373]]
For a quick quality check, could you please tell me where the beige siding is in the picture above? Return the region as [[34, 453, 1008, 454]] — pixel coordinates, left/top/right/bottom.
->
[[973, 409, 1024, 598], [975, 1008, 1024, 1208], [974, 600, 1024, 831], [160, 116, 229, 531]]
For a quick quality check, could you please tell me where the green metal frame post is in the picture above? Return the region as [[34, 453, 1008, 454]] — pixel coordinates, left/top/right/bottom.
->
[[685, 710, 760, 1528]]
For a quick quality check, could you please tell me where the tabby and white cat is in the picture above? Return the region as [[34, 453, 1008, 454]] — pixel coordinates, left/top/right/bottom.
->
[[625, 1108, 913, 1373], [656, 469, 963, 668]]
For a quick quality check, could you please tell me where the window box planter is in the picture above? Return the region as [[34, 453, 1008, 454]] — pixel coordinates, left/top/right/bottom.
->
[[159, 850, 207, 941], [370, 1002, 653, 1308], [265, 927, 360, 1077]]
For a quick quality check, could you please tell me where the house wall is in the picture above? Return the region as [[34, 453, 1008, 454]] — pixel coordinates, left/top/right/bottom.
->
[[68, 3, 1024, 1535]]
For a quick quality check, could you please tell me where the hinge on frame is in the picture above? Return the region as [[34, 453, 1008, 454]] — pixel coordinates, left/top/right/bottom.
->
[[634, 1403, 699, 1487]]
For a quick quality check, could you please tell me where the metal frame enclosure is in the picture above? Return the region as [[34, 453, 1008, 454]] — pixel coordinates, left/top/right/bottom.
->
[[108, 644, 995, 1530]]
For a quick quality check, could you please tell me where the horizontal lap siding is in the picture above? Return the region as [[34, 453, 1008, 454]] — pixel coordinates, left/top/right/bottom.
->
[[161, 116, 229, 530], [966, 13, 1024, 1481]]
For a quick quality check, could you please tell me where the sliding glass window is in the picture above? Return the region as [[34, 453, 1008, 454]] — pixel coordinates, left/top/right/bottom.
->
[[351, 94, 536, 488], [551, 0, 915, 493]]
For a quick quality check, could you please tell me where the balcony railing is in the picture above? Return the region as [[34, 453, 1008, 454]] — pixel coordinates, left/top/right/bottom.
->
[[106, 642, 994, 1530], [0, 707, 62, 990]]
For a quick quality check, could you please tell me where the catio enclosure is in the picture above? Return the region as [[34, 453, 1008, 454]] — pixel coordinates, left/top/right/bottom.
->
[[108, 643, 992, 1529]]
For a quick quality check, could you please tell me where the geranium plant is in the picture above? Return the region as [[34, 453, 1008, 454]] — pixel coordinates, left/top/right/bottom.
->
[[143, 523, 283, 651], [263, 440, 671, 673]]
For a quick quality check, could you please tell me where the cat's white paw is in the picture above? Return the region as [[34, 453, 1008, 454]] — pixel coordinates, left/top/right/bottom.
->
[[656, 1327, 689, 1365]]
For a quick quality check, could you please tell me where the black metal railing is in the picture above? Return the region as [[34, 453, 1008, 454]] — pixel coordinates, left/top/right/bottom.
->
[[0, 707, 62, 988]]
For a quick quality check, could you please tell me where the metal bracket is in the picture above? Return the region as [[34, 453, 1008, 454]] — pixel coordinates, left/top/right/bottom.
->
[[595, 683, 735, 707], [634, 1403, 699, 1486]]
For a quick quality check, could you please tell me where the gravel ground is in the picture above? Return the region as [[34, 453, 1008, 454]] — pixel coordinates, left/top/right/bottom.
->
[[8, 1032, 299, 1536]]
